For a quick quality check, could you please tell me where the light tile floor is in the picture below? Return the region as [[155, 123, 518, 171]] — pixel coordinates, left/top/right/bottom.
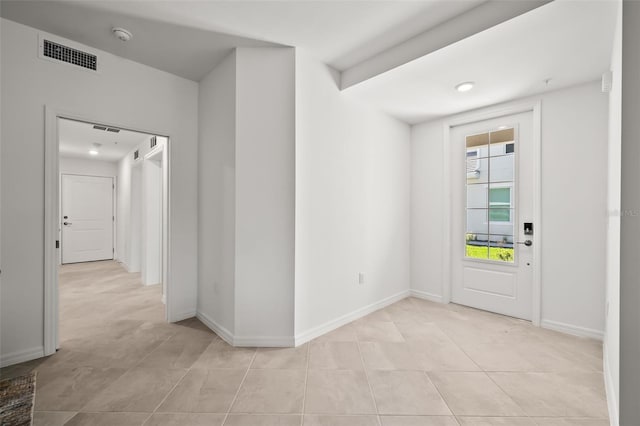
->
[[0, 261, 609, 426]]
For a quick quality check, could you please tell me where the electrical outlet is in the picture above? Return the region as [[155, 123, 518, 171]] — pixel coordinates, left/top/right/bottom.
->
[[358, 273, 365, 285]]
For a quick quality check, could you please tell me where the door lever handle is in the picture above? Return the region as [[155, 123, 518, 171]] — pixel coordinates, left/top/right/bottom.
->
[[517, 240, 532, 246], [63, 222, 72, 226]]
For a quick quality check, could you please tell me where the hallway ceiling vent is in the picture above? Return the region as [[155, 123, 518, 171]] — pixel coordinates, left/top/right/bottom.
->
[[134, 150, 139, 160], [150, 137, 157, 149], [42, 39, 98, 71], [92, 125, 120, 133]]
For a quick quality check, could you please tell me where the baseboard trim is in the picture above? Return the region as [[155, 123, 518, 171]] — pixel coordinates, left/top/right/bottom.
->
[[196, 311, 234, 346], [0, 346, 45, 368], [410, 289, 444, 303], [172, 310, 197, 323], [603, 341, 619, 426], [541, 319, 604, 341], [196, 311, 294, 347], [294, 289, 410, 346], [234, 335, 294, 347]]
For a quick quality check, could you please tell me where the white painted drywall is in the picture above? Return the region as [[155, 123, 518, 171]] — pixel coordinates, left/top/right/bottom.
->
[[129, 165, 142, 273], [142, 156, 162, 285], [117, 136, 166, 274], [411, 121, 446, 302], [411, 81, 608, 337], [196, 47, 296, 345], [197, 51, 237, 336], [604, 2, 622, 424], [0, 19, 198, 365], [116, 149, 133, 268], [620, 2, 640, 424], [234, 48, 296, 343], [294, 50, 411, 339], [59, 156, 118, 177]]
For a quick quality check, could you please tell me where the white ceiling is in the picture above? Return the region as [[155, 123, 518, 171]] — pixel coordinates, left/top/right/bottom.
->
[[0, 0, 483, 80], [1, 1, 619, 125], [0, 1, 279, 81], [75, 0, 485, 71], [59, 119, 151, 162], [345, 0, 619, 124]]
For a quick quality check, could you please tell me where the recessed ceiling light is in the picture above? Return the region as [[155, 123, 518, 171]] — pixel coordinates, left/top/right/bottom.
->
[[455, 81, 475, 92], [112, 27, 133, 42], [498, 125, 507, 130], [89, 150, 99, 156]]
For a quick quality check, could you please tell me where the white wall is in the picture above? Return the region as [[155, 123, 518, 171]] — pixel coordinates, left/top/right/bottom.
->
[[197, 48, 296, 345], [411, 121, 446, 302], [142, 155, 163, 286], [116, 148, 134, 269], [294, 50, 411, 341], [117, 136, 166, 274], [197, 51, 237, 336], [59, 156, 118, 177], [411, 81, 609, 337], [620, 2, 640, 424], [196, 48, 410, 346], [0, 19, 198, 366], [234, 48, 296, 344], [129, 165, 142, 272], [604, 1, 622, 424]]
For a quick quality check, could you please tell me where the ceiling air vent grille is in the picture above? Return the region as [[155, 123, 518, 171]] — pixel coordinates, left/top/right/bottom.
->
[[106, 127, 120, 133], [134, 150, 139, 160], [150, 137, 157, 149], [43, 39, 97, 71]]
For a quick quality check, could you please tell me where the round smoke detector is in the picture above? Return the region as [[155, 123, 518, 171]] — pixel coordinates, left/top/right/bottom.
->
[[112, 27, 133, 42]]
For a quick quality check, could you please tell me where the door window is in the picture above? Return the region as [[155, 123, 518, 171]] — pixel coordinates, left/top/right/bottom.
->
[[465, 127, 516, 263]]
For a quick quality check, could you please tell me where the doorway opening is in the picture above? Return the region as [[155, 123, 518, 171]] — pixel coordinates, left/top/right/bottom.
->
[[54, 117, 169, 350]]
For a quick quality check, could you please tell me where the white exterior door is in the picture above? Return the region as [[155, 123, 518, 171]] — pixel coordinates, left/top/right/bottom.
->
[[450, 111, 534, 320], [61, 174, 114, 264]]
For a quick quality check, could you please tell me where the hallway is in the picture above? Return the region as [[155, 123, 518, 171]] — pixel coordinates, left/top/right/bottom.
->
[[1, 261, 608, 426]]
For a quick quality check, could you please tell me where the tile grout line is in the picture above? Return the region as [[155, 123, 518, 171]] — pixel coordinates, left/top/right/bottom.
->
[[74, 367, 131, 414], [148, 367, 190, 415], [422, 370, 461, 426], [131, 333, 177, 370], [144, 333, 218, 424], [299, 343, 311, 426], [432, 320, 483, 373], [355, 330, 383, 426], [396, 315, 461, 425], [393, 308, 467, 426], [434, 310, 536, 423], [391, 309, 461, 424], [141, 411, 154, 425], [28, 285, 609, 426], [484, 368, 535, 422], [221, 349, 258, 426]]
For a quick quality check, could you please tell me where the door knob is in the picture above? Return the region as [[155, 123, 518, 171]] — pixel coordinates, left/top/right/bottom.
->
[[517, 240, 532, 246], [63, 222, 72, 226]]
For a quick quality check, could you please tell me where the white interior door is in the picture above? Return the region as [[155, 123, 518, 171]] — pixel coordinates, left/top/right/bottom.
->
[[61, 174, 114, 264], [450, 111, 534, 320]]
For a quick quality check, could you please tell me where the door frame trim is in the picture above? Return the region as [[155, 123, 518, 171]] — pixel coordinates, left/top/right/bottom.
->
[[441, 100, 542, 326], [44, 106, 172, 355]]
